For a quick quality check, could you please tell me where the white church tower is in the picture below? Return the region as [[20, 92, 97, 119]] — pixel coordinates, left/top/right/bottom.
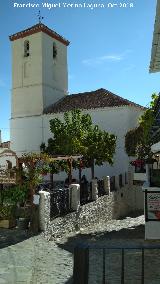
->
[[9, 23, 69, 155]]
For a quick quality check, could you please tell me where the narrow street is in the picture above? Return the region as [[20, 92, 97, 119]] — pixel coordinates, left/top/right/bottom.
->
[[0, 214, 146, 283]]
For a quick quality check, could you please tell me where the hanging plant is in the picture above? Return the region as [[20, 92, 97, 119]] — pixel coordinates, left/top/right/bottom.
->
[[130, 159, 145, 167]]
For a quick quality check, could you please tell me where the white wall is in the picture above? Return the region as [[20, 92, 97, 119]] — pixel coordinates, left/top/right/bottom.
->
[[42, 32, 68, 108], [10, 115, 43, 155], [10, 105, 144, 179], [11, 31, 68, 118], [11, 33, 43, 118]]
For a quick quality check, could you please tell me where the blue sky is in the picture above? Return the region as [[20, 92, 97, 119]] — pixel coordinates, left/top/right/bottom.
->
[[0, 0, 159, 141]]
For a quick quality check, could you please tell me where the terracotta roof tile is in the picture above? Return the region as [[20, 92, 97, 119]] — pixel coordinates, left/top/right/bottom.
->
[[9, 24, 70, 46], [44, 88, 145, 114]]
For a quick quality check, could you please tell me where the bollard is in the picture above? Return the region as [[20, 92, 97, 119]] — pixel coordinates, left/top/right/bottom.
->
[[103, 176, 110, 195], [69, 184, 80, 211], [39, 191, 50, 231], [91, 179, 98, 201]]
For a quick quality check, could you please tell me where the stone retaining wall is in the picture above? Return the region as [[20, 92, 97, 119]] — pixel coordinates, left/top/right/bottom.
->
[[40, 184, 144, 239], [47, 186, 143, 238], [48, 195, 115, 238]]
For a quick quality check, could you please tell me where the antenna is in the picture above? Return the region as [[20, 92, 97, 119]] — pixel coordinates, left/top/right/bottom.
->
[[37, 10, 44, 24]]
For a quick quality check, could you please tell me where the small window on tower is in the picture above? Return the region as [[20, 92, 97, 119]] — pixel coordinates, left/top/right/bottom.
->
[[24, 40, 30, 57], [53, 43, 57, 59]]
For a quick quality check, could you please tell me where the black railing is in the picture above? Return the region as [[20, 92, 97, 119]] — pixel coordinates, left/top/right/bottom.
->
[[80, 182, 93, 205], [110, 176, 116, 191], [50, 188, 70, 219], [125, 172, 128, 184], [119, 174, 123, 188], [97, 179, 105, 196], [73, 245, 160, 284], [80, 179, 106, 205]]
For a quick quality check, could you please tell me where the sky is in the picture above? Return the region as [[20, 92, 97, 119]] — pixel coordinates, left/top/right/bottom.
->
[[0, 0, 159, 141]]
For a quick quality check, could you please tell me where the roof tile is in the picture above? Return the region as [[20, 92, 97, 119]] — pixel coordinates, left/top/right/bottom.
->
[[44, 88, 145, 114], [9, 24, 70, 46]]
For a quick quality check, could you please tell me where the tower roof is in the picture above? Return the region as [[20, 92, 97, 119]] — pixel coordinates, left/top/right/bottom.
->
[[44, 88, 145, 114], [9, 23, 70, 46]]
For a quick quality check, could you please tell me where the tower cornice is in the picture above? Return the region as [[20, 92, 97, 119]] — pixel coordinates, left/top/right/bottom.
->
[[9, 23, 70, 46]]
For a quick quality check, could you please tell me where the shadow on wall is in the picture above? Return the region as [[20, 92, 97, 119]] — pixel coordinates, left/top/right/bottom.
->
[[55, 219, 145, 283], [55, 218, 145, 255]]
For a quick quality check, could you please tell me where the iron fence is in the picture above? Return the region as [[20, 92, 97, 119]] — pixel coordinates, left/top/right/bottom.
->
[[50, 188, 70, 219], [110, 176, 116, 191], [80, 179, 106, 205], [97, 179, 105, 196], [125, 172, 128, 185], [119, 174, 123, 188], [80, 182, 91, 205], [73, 244, 160, 284]]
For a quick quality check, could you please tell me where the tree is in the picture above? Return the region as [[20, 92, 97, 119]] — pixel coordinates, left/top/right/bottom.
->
[[45, 109, 117, 179], [81, 125, 116, 178], [125, 93, 158, 160]]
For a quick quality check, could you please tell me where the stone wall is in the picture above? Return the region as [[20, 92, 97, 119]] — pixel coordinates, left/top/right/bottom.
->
[[46, 186, 144, 238], [47, 195, 114, 238], [39, 180, 144, 239]]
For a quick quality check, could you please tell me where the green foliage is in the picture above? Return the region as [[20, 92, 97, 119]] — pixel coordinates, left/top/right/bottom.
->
[[0, 205, 16, 220], [139, 93, 158, 144], [125, 93, 159, 158], [125, 126, 144, 156], [47, 109, 117, 177], [83, 125, 116, 166], [1, 184, 28, 205], [48, 109, 92, 155]]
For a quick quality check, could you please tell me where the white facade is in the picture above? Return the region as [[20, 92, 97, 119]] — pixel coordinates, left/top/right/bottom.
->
[[11, 30, 68, 119], [10, 105, 144, 180], [10, 24, 144, 180]]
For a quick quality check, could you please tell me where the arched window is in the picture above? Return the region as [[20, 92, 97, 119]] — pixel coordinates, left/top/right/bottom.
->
[[24, 40, 30, 57], [6, 160, 12, 170], [53, 43, 57, 59]]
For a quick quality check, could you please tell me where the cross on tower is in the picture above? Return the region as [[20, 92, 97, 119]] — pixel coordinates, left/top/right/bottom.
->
[[37, 10, 44, 24]]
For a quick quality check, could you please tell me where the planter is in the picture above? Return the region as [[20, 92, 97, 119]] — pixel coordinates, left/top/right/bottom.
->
[[0, 219, 16, 229], [17, 218, 30, 230], [133, 172, 146, 181]]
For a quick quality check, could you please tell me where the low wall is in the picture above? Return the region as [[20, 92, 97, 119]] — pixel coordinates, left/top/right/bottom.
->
[[113, 185, 144, 213], [47, 187, 143, 238], [40, 182, 144, 239]]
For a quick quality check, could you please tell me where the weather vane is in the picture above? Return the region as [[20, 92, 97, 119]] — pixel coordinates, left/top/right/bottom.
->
[[37, 10, 44, 24]]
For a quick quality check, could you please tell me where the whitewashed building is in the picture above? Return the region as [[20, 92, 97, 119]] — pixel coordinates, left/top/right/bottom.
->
[[9, 23, 145, 180]]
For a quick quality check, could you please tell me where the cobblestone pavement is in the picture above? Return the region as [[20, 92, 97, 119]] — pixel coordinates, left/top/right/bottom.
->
[[1, 214, 159, 284]]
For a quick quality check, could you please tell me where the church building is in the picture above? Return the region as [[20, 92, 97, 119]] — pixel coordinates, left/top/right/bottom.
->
[[9, 23, 145, 180]]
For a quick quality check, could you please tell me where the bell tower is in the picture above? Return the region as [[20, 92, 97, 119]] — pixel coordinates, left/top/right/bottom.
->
[[10, 23, 69, 118]]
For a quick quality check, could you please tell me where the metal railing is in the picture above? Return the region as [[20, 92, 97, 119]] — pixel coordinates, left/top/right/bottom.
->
[[73, 244, 160, 284]]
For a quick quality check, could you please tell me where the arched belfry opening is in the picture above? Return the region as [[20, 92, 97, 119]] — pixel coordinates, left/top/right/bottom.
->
[[24, 40, 30, 57], [53, 43, 57, 59]]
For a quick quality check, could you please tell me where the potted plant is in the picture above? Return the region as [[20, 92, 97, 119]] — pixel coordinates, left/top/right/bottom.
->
[[0, 205, 16, 228], [0, 184, 30, 229], [17, 206, 31, 230]]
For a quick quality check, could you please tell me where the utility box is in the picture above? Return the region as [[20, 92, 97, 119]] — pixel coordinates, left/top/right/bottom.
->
[[143, 186, 160, 239]]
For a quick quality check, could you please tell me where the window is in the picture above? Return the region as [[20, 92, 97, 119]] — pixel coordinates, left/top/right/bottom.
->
[[24, 40, 30, 57], [53, 43, 57, 59]]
